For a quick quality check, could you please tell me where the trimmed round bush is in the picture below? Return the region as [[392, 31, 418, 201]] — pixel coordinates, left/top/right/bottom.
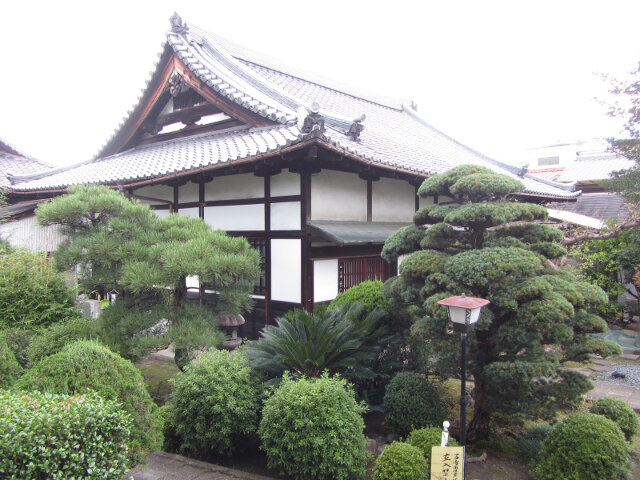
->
[[590, 396, 639, 441], [259, 373, 370, 480], [0, 390, 131, 479], [166, 349, 261, 457], [384, 371, 444, 436], [406, 426, 458, 467], [0, 248, 78, 330], [373, 441, 427, 480], [533, 412, 631, 480], [27, 316, 99, 366], [0, 331, 22, 387], [517, 423, 554, 463], [329, 280, 390, 315], [14, 340, 162, 463]]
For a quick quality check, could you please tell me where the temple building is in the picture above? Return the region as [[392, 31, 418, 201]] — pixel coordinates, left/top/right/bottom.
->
[[3, 14, 578, 334]]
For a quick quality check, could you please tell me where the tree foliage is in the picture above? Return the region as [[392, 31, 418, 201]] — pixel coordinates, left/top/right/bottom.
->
[[382, 165, 616, 442], [0, 247, 78, 330], [36, 185, 260, 313], [602, 62, 640, 204]]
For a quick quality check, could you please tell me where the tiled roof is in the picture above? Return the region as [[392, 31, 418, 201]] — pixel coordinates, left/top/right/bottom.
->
[[0, 137, 52, 188], [528, 152, 635, 185], [8, 16, 579, 199], [10, 126, 301, 191], [546, 193, 631, 223], [561, 153, 635, 183]]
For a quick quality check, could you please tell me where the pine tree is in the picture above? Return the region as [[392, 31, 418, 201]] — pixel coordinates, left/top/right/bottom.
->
[[36, 185, 261, 366], [382, 165, 619, 442]]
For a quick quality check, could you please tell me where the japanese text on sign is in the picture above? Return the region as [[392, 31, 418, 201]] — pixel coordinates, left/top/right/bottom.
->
[[430, 446, 464, 480]]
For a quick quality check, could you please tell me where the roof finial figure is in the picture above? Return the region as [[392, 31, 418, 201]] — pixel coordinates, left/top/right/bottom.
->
[[298, 102, 325, 133], [346, 114, 366, 141], [170, 12, 189, 34]]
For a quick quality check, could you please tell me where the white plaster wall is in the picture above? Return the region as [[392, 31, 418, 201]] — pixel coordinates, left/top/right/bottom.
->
[[419, 195, 435, 208], [153, 209, 171, 219], [178, 207, 200, 218], [178, 182, 200, 203], [205, 173, 263, 200], [271, 202, 301, 230], [203, 204, 264, 230], [133, 185, 174, 202], [0, 216, 64, 252], [271, 239, 301, 303], [311, 170, 367, 221], [372, 178, 415, 222], [271, 171, 300, 197], [314, 259, 338, 302]]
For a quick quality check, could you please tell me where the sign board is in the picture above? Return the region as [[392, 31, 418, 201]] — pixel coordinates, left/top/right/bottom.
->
[[430, 446, 464, 480]]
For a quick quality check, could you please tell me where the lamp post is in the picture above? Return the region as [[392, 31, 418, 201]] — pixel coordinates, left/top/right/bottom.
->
[[437, 293, 490, 447]]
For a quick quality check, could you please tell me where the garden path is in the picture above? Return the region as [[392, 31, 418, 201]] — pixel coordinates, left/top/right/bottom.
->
[[127, 451, 277, 480]]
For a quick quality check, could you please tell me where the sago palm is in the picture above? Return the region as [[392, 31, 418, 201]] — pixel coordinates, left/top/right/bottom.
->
[[245, 303, 385, 380]]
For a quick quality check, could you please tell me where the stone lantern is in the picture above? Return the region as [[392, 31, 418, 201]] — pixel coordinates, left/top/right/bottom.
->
[[216, 314, 245, 350]]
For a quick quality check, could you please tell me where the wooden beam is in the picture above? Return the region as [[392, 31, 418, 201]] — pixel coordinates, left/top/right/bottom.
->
[[151, 103, 223, 129]]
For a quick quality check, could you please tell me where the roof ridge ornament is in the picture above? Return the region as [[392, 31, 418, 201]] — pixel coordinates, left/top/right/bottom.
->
[[170, 12, 189, 34], [346, 114, 366, 141], [297, 102, 325, 134]]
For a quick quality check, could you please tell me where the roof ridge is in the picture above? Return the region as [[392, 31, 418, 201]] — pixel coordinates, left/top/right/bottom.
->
[[239, 59, 405, 113], [188, 24, 409, 110]]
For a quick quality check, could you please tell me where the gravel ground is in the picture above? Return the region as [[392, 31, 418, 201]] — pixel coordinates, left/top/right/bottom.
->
[[595, 363, 640, 388]]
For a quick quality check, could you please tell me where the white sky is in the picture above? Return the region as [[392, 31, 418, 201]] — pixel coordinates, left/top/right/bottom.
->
[[1, 0, 639, 168]]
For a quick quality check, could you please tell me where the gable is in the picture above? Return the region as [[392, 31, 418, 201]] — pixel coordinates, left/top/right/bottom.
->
[[101, 50, 277, 157]]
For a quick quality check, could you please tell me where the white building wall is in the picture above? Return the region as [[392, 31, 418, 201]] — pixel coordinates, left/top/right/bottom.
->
[[133, 185, 174, 203], [177, 207, 200, 218], [372, 178, 415, 222], [203, 204, 264, 230], [314, 259, 338, 302], [271, 202, 301, 230], [205, 173, 263, 200], [271, 239, 301, 303], [419, 195, 436, 209], [271, 171, 300, 196], [178, 182, 200, 203], [0, 215, 65, 252], [311, 170, 367, 221]]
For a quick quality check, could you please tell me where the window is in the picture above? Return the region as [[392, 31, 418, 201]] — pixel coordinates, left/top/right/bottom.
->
[[248, 238, 266, 294], [338, 256, 388, 292], [537, 156, 560, 166]]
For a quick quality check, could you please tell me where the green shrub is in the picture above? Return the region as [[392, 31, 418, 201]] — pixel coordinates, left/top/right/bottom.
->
[[0, 248, 78, 330], [590, 397, 639, 441], [533, 412, 631, 480], [406, 426, 458, 467], [517, 423, 554, 463], [27, 316, 99, 366], [0, 390, 131, 479], [0, 331, 22, 387], [383, 371, 444, 436], [259, 373, 370, 480], [2, 327, 34, 368], [15, 340, 162, 463], [166, 349, 261, 457], [329, 280, 390, 315], [372, 441, 427, 480]]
